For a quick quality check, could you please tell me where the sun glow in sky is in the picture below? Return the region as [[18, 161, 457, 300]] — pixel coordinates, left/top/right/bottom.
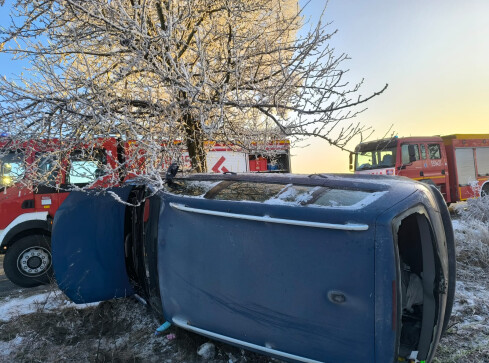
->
[[293, 0, 489, 173], [1, 1, 488, 174]]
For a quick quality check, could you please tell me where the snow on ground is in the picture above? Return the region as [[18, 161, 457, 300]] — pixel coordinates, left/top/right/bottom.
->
[[0, 291, 98, 322], [433, 198, 489, 362]]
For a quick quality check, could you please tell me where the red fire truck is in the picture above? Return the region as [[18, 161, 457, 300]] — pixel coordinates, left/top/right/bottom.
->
[[159, 140, 291, 173], [0, 138, 123, 288], [0, 137, 291, 287], [350, 134, 489, 203]]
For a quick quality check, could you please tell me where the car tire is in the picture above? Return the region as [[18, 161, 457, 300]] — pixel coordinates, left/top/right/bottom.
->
[[3, 235, 53, 288]]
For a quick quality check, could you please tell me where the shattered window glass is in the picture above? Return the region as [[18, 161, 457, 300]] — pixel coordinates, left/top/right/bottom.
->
[[213, 182, 287, 202], [166, 180, 222, 197], [313, 189, 373, 207]]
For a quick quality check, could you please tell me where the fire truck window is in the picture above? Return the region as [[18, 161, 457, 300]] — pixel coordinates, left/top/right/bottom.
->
[[427, 144, 441, 159], [420, 145, 427, 160], [355, 147, 396, 170], [213, 182, 287, 202], [35, 152, 58, 184], [401, 144, 420, 164], [0, 151, 25, 187], [476, 148, 489, 176], [68, 149, 107, 185]]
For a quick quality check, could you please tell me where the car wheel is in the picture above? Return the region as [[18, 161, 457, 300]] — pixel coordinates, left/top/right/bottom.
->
[[3, 235, 53, 288]]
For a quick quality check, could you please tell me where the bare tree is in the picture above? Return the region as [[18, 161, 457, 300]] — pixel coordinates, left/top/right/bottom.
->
[[0, 0, 386, 183]]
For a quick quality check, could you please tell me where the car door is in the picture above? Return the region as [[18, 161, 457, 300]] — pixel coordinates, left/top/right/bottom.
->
[[51, 186, 134, 303], [157, 180, 377, 363]]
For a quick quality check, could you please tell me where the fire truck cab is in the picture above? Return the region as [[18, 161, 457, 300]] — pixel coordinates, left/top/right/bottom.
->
[[350, 134, 489, 204], [0, 138, 121, 287]]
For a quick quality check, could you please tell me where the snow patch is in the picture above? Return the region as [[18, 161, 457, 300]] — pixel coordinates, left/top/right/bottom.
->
[[0, 291, 99, 322]]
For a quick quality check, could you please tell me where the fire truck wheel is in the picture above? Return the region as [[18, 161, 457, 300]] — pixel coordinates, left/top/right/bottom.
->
[[482, 184, 489, 197], [3, 235, 53, 288]]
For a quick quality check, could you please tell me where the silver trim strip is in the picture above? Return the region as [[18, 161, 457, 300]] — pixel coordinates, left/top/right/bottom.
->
[[172, 317, 324, 363], [169, 202, 368, 231]]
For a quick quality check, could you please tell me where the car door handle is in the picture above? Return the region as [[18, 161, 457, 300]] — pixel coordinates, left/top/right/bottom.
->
[[169, 203, 369, 231]]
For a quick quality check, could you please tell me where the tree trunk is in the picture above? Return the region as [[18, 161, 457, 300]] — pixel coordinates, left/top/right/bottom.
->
[[182, 112, 207, 173]]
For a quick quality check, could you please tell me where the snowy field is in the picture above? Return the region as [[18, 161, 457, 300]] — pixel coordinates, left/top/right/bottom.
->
[[433, 198, 489, 363], [1, 199, 489, 362]]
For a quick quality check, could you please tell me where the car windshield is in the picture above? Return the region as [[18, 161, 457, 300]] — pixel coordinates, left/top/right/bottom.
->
[[355, 147, 397, 171], [0, 150, 25, 188]]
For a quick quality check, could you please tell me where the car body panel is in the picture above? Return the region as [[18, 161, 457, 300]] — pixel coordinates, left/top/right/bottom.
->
[[157, 194, 377, 362]]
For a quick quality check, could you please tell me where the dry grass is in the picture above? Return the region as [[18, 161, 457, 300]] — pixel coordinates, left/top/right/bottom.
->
[[0, 290, 274, 362]]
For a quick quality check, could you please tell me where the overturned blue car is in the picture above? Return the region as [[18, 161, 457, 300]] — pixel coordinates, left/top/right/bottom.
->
[[51, 173, 455, 363]]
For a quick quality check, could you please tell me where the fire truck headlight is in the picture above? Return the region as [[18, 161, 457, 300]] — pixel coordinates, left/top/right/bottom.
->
[[2, 176, 12, 186]]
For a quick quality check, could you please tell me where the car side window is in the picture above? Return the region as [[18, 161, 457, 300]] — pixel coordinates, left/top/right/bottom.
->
[[427, 144, 441, 159], [312, 188, 375, 207], [266, 185, 319, 205], [167, 180, 222, 196], [213, 182, 287, 202]]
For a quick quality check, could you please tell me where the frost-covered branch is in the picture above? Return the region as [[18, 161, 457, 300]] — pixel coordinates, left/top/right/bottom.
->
[[0, 0, 386, 186]]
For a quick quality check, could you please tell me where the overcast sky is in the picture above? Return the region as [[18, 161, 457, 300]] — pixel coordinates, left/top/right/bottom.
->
[[1, 1, 488, 173]]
